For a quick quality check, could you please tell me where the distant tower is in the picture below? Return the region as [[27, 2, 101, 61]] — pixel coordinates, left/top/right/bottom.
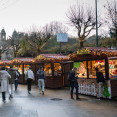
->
[[0, 28, 6, 46], [12, 30, 19, 45]]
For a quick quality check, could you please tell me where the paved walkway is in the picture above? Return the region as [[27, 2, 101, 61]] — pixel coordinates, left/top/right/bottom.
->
[[0, 84, 117, 117]]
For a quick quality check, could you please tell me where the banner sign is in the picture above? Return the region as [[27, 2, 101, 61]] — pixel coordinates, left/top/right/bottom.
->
[[57, 33, 68, 42]]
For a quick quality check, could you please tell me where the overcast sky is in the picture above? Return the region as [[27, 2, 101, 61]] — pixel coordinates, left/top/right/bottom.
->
[[0, 0, 116, 38]]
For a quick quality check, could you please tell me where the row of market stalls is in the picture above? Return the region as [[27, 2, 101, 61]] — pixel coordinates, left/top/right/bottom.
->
[[0, 47, 117, 99], [0, 54, 70, 88]]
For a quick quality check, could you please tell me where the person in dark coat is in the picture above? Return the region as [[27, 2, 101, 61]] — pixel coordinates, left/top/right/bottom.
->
[[15, 67, 20, 91], [95, 67, 105, 99], [36, 66, 46, 95], [68, 67, 80, 100]]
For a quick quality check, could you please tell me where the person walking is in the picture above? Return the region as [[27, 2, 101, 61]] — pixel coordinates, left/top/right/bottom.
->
[[36, 66, 46, 95], [0, 67, 11, 102], [26, 67, 34, 94], [95, 67, 105, 99], [15, 67, 20, 91], [68, 67, 80, 100], [8, 65, 16, 99]]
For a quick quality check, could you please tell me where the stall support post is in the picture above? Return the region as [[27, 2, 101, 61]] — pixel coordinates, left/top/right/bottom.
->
[[34, 64, 37, 85], [105, 57, 109, 80], [60, 42, 62, 54], [90, 61, 92, 74], [61, 63, 64, 87], [51, 63, 54, 77], [70, 62, 73, 69], [86, 61, 89, 79], [22, 64, 24, 82]]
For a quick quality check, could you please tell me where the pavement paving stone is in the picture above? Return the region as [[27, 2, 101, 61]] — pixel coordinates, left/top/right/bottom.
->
[[13, 110, 38, 117], [0, 84, 116, 117]]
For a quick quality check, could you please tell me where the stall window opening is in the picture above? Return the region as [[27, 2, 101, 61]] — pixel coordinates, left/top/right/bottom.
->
[[24, 65, 30, 74], [109, 60, 117, 79], [73, 60, 105, 79], [13, 65, 23, 75], [73, 62, 87, 78], [88, 60, 105, 79], [54, 63, 62, 76], [44, 63, 52, 76]]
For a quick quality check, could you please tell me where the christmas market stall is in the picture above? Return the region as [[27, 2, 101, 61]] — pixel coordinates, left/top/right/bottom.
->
[[0, 58, 34, 84], [0, 54, 69, 88], [33, 54, 69, 88], [68, 47, 117, 99], [108, 57, 117, 98]]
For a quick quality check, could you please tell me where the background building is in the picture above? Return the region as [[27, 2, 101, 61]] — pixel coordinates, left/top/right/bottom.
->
[[0, 28, 6, 47]]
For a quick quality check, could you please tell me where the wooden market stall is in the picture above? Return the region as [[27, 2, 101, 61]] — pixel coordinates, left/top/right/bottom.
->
[[0, 58, 34, 84], [33, 54, 69, 88], [0, 54, 69, 88], [108, 57, 117, 98], [68, 47, 117, 99]]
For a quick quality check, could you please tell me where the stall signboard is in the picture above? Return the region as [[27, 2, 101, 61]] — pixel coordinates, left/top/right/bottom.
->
[[57, 33, 68, 42]]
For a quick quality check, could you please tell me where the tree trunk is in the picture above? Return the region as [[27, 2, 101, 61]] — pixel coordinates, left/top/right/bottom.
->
[[37, 47, 40, 56], [80, 42, 84, 49], [14, 52, 17, 57], [0, 54, 1, 60]]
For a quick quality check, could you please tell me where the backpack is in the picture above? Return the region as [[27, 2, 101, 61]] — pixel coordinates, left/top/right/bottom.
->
[[37, 70, 44, 79]]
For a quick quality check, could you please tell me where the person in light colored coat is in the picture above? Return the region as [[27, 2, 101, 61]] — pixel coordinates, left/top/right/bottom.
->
[[26, 66, 34, 94], [0, 67, 11, 102]]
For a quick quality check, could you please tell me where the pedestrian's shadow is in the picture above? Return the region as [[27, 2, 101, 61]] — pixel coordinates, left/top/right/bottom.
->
[[78, 98, 88, 101]]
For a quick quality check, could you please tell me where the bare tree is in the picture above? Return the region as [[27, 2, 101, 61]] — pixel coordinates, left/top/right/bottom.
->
[[0, 47, 8, 60], [66, 4, 101, 48], [26, 25, 53, 56], [49, 21, 68, 35], [26, 21, 68, 56], [18, 34, 30, 57], [104, 1, 117, 49]]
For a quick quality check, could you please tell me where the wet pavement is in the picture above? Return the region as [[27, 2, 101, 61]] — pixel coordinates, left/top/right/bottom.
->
[[0, 84, 117, 117]]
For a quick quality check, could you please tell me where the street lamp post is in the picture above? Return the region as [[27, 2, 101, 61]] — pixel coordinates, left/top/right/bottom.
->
[[95, 0, 98, 47]]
